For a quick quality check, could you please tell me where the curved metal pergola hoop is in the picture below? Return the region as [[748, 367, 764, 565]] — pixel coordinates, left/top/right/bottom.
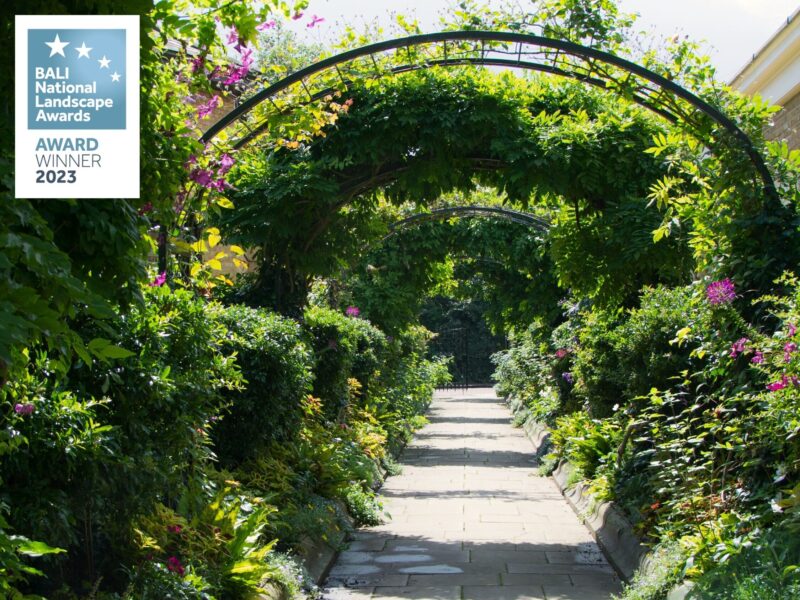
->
[[201, 30, 777, 200], [389, 206, 551, 236]]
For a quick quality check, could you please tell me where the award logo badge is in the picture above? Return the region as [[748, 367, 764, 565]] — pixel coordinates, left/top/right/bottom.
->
[[15, 15, 140, 198]]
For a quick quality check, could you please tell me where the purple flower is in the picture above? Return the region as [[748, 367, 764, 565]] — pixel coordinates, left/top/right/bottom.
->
[[345, 306, 360, 317], [706, 278, 736, 305], [751, 350, 764, 364], [790, 323, 798, 337], [149, 272, 167, 287], [784, 342, 797, 362], [257, 20, 276, 31], [189, 55, 204, 73], [307, 14, 325, 28], [730, 337, 748, 359], [197, 95, 221, 119], [292, 11, 304, 20], [562, 372, 574, 384], [14, 403, 35, 416], [226, 27, 239, 47], [189, 168, 214, 188], [138, 202, 153, 216], [218, 153, 235, 175]]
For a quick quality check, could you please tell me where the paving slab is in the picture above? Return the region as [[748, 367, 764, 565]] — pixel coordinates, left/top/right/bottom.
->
[[322, 388, 622, 599]]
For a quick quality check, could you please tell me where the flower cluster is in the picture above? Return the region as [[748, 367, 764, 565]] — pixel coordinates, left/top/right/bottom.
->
[[166, 555, 185, 576], [149, 272, 167, 287], [706, 278, 736, 305], [14, 403, 35, 416], [766, 375, 800, 392], [729, 337, 748, 359], [555, 348, 569, 359], [345, 306, 360, 317], [562, 372, 574, 384], [187, 152, 236, 192], [197, 94, 221, 119]]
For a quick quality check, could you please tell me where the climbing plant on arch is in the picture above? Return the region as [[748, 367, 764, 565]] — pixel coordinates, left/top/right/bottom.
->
[[221, 69, 687, 311]]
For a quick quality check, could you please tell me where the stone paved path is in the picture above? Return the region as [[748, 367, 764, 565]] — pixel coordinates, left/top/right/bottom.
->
[[322, 388, 622, 600]]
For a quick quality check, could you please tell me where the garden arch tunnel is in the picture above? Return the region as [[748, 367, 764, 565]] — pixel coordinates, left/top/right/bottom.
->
[[202, 30, 777, 201]]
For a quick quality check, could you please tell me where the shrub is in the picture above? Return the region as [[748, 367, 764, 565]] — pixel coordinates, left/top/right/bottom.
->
[[573, 286, 697, 416], [212, 304, 314, 466], [303, 306, 387, 420]]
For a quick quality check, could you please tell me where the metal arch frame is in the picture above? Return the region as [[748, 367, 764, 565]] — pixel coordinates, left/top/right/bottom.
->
[[201, 30, 777, 200], [389, 205, 551, 235]]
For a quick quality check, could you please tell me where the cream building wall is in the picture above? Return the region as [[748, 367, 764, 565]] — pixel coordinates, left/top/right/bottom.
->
[[731, 7, 800, 148]]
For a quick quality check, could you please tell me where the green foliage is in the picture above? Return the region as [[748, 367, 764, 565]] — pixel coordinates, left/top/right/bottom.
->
[[573, 286, 698, 416], [549, 411, 621, 480], [615, 541, 687, 600], [344, 484, 385, 527], [303, 306, 388, 419], [224, 70, 668, 312], [212, 305, 314, 466], [687, 525, 800, 599]]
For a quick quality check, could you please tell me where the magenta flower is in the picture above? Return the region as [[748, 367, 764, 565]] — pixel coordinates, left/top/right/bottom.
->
[[729, 337, 748, 359], [221, 46, 255, 85], [789, 323, 798, 337], [257, 20, 276, 31], [751, 350, 764, 364], [138, 202, 153, 216], [218, 153, 235, 175], [292, 11, 304, 20], [197, 95, 221, 119], [189, 168, 214, 188], [14, 403, 35, 416], [345, 306, 360, 317], [307, 14, 325, 28], [167, 525, 182, 534], [166, 556, 185, 576], [562, 372, 574, 384], [784, 342, 797, 362], [706, 278, 736, 305], [149, 272, 167, 287], [767, 376, 788, 392], [555, 348, 568, 359], [226, 27, 238, 46]]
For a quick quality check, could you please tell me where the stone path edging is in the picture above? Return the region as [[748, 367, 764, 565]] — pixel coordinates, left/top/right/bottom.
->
[[515, 404, 647, 582]]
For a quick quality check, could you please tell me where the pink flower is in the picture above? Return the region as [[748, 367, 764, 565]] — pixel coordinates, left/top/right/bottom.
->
[[197, 95, 221, 119], [784, 342, 797, 362], [555, 348, 568, 359], [730, 337, 748, 359], [789, 323, 798, 337], [218, 153, 235, 174], [167, 525, 182, 534], [307, 14, 325, 28], [149, 272, 167, 287], [292, 11, 304, 20], [226, 27, 239, 46], [767, 376, 788, 392], [751, 350, 764, 364], [766, 375, 799, 392], [14, 403, 35, 416], [166, 556, 185, 576], [257, 20, 276, 31], [706, 278, 736, 305], [345, 306, 360, 317]]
